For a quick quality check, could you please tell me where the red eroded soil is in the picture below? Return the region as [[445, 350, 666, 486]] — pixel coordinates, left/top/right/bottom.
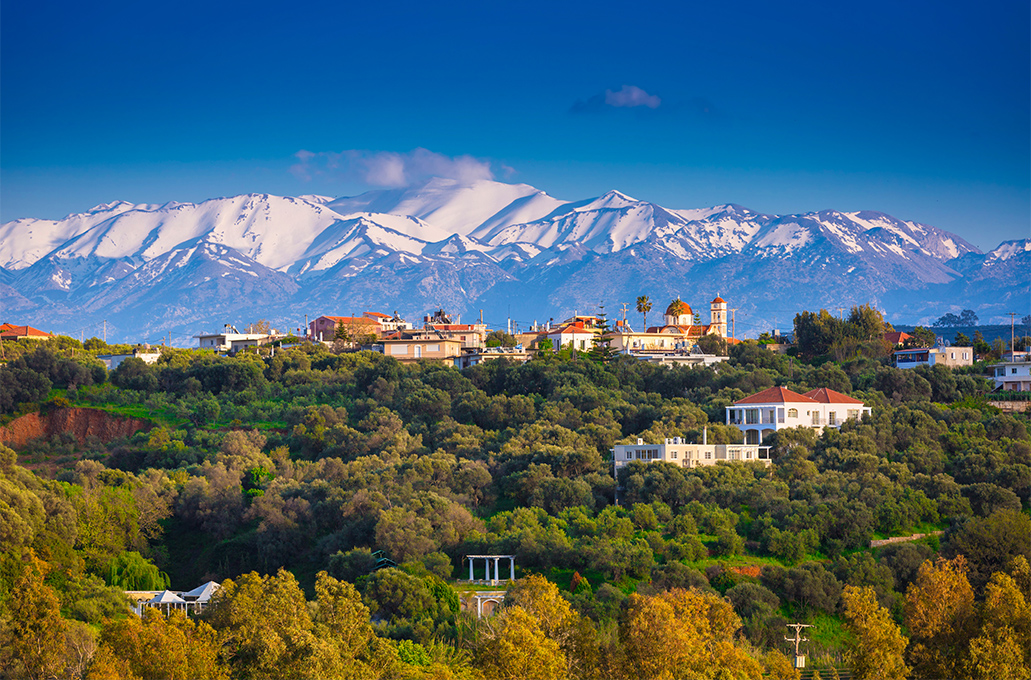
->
[[730, 565, 762, 578], [0, 408, 153, 448]]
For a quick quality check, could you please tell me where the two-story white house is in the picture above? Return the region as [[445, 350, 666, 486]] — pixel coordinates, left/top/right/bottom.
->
[[990, 360, 1031, 392], [726, 386, 871, 444]]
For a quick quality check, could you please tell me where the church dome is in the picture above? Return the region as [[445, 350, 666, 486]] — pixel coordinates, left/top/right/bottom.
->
[[665, 298, 692, 317]]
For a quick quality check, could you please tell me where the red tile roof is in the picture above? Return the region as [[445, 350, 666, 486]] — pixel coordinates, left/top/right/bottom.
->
[[712, 296, 726, 304], [735, 386, 818, 405], [884, 331, 911, 345], [364, 311, 390, 318], [0, 323, 52, 338], [803, 388, 865, 404]]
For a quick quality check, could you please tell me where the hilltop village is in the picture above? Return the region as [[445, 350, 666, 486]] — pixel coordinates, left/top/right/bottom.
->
[[0, 301, 1029, 679]]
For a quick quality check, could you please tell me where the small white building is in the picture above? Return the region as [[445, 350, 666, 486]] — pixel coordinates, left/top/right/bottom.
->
[[990, 360, 1031, 392], [893, 346, 973, 369], [97, 350, 162, 370], [543, 319, 599, 352], [612, 436, 771, 475], [726, 387, 871, 444]]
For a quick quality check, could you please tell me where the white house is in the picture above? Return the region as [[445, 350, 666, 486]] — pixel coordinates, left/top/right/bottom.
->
[[194, 332, 278, 352], [543, 318, 599, 352], [726, 386, 871, 444], [990, 360, 1031, 392], [96, 350, 162, 370], [612, 436, 771, 475]]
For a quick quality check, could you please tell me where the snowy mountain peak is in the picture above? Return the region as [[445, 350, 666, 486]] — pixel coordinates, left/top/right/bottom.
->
[[84, 200, 139, 215], [986, 239, 1031, 263], [580, 190, 639, 211]]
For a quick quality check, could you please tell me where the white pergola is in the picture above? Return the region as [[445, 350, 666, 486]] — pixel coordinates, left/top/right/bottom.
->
[[465, 554, 516, 584]]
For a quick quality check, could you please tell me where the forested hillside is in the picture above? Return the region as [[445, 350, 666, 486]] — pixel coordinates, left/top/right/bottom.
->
[[1, 325, 1029, 679]]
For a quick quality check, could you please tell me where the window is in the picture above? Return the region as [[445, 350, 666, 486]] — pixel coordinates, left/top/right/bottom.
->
[[671, 451, 678, 459], [812, 411, 820, 426], [828, 411, 837, 426], [778, 408, 785, 423], [787, 408, 798, 418], [746, 409, 759, 424], [389, 344, 408, 355], [426, 344, 439, 352], [704, 451, 712, 459], [1013, 368, 1018, 375], [848, 409, 860, 420], [963, 352, 969, 359]]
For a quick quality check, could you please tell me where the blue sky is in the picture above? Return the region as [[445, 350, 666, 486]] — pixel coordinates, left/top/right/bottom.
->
[[2, 0, 1028, 251]]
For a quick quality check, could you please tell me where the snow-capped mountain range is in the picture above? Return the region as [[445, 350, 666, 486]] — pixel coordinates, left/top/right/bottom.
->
[[1, 179, 1027, 342]]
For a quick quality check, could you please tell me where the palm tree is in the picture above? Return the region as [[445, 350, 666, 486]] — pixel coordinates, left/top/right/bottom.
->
[[636, 295, 652, 331]]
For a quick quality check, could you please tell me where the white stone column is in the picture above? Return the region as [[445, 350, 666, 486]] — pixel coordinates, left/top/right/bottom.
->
[[492, 557, 500, 583], [468, 558, 474, 581], [509, 557, 515, 580]]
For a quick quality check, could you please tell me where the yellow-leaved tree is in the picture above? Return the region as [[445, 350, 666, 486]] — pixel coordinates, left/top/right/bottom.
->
[[842, 585, 909, 680], [1, 551, 68, 680], [964, 556, 1031, 680], [475, 607, 566, 680], [87, 608, 227, 680], [619, 587, 763, 680], [903, 555, 976, 677]]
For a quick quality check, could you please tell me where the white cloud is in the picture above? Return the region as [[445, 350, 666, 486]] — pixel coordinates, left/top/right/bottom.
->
[[604, 85, 661, 109], [290, 148, 495, 187]]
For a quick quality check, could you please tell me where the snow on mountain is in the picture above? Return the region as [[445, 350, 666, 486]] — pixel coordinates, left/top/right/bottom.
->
[[291, 214, 444, 276], [984, 239, 1031, 264], [327, 178, 567, 236], [477, 190, 692, 254], [0, 200, 147, 270]]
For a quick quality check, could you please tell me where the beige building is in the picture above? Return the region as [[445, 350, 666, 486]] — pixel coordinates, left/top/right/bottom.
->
[[380, 338, 464, 364], [612, 436, 771, 475]]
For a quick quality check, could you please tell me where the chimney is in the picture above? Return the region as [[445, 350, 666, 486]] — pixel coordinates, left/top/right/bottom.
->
[[703, 427, 708, 445]]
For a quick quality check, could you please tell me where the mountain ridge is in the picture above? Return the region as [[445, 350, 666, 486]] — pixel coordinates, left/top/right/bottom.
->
[[1, 179, 1024, 342]]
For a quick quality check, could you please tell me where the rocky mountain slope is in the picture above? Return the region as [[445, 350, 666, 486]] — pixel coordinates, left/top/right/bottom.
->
[[1, 179, 1023, 342]]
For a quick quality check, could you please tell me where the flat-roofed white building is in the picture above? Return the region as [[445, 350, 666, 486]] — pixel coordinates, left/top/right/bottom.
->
[[612, 436, 771, 475], [990, 360, 1031, 392], [893, 346, 973, 369], [726, 386, 871, 444]]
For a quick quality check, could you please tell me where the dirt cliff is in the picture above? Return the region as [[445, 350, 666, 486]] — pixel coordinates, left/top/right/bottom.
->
[[0, 408, 153, 448]]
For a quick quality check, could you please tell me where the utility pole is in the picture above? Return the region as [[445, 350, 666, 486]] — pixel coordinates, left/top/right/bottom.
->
[[620, 302, 630, 327], [730, 308, 738, 339], [784, 623, 813, 669], [1008, 312, 1017, 357], [103, 320, 107, 344]]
